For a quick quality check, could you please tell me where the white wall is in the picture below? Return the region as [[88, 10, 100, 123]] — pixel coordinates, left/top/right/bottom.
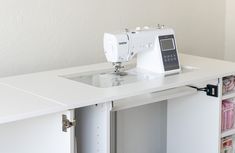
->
[[224, 0, 235, 61], [0, 0, 225, 77]]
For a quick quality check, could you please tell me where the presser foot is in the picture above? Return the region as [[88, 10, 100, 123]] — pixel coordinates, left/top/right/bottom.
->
[[113, 62, 128, 76]]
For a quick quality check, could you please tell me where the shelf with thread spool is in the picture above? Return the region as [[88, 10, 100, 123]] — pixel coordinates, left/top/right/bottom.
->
[[222, 90, 235, 100], [221, 128, 235, 138]]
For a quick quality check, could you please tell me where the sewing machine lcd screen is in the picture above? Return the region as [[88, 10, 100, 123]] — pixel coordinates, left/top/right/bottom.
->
[[160, 38, 175, 51], [159, 35, 180, 71]]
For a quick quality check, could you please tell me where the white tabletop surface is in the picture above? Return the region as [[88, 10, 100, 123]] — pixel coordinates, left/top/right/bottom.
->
[[0, 53, 235, 124], [0, 84, 65, 124]]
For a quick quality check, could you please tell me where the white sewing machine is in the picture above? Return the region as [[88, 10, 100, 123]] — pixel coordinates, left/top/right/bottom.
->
[[62, 26, 182, 88], [103, 26, 181, 75]]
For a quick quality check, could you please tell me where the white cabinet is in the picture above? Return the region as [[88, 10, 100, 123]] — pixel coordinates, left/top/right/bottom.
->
[[0, 111, 74, 153], [0, 79, 222, 153], [1, 53, 235, 153], [111, 80, 221, 153]]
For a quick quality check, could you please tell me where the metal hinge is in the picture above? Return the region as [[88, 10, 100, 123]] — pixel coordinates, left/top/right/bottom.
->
[[62, 114, 76, 132]]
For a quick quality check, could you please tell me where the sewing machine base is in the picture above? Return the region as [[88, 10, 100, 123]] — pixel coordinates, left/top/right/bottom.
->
[[63, 66, 197, 88]]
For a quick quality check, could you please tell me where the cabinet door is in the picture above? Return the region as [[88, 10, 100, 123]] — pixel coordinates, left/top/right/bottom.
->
[[167, 81, 221, 153], [0, 111, 74, 153]]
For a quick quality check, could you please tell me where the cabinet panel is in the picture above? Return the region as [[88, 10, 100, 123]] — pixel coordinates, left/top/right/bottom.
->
[[75, 102, 112, 153], [0, 111, 73, 153], [167, 86, 221, 153]]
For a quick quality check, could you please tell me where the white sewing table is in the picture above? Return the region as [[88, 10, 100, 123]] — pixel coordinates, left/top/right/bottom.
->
[[0, 54, 234, 153]]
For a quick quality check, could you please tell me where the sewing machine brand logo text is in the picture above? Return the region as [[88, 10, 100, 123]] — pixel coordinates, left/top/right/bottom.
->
[[119, 42, 127, 45]]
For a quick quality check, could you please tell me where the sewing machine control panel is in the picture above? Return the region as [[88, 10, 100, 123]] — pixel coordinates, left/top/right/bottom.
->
[[159, 35, 180, 71]]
